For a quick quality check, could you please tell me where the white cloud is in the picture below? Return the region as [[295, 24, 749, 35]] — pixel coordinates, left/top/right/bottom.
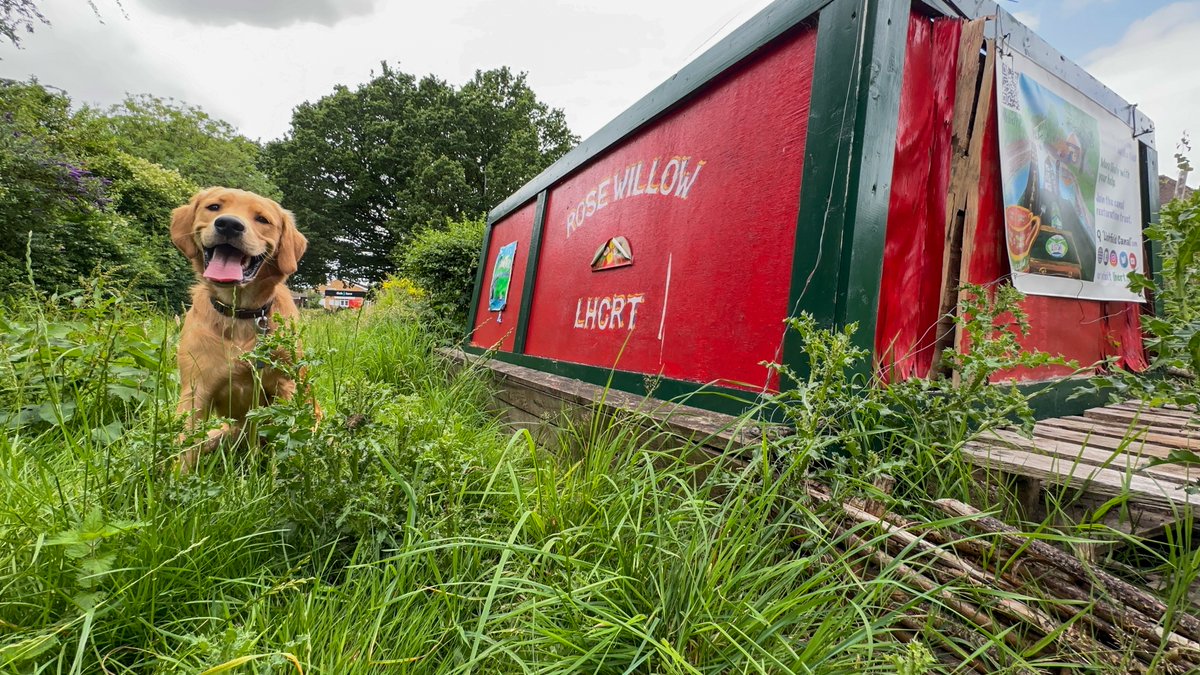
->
[[1063, 0, 1118, 14], [1010, 10, 1040, 31], [139, 0, 381, 28], [1083, 2, 1200, 186], [0, 0, 774, 144], [445, 0, 774, 146], [0, 0, 197, 115], [26, 0, 1188, 190]]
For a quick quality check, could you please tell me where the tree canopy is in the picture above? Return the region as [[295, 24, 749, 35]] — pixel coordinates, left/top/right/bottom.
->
[[0, 81, 278, 307], [80, 95, 280, 198], [264, 65, 577, 287], [1, 62, 575, 301], [0, 0, 47, 49]]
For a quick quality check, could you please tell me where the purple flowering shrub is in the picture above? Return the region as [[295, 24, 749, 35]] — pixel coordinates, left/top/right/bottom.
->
[[1, 81, 198, 305]]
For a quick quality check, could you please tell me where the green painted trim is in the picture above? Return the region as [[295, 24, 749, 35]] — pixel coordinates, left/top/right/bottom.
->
[[462, 346, 767, 418], [463, 211, 496, 342], [512, 191, 548, 353], [785, 0, 859, 332], [1022, 377, 1114, 421], [1138, 142, 1164, 318], [488, 0, 836, 225], [835, 0, 910, 357], [782, 0, 908, 380], [464, 351, 1112, 422]]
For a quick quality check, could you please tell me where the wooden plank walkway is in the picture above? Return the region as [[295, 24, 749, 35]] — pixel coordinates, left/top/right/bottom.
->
[[963, 401, 1199, 533]]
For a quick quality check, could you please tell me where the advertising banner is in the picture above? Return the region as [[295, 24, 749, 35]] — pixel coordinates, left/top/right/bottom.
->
[[996, 51, 1143, 302]]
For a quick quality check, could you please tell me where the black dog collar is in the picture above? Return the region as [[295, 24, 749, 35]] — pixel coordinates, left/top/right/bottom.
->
[[210, 296, 274, 322]]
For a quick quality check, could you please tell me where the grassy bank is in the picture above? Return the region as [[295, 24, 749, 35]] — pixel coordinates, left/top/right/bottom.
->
[[1, 283, 1196, 674]]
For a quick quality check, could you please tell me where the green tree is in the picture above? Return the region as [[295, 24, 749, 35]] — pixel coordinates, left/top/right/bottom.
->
[[400, 217, 485, 331], [0, 81, 116, 291], [265, 65, 576, 287], [80, 95, 278, 198], [0, 0, 46, 48], [264, 68, 428, 287], [456, 67, 576, 208], [0, 81, 196, 305], [86, 151, 196, 307]]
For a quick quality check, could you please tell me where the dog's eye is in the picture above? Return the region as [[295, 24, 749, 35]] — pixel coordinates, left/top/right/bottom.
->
[[206, 204, 221, 211], [255, 215, 270, 224]]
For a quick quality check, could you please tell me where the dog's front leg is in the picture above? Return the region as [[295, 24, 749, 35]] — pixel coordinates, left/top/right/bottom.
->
[[273, 376, 297, 402], [175, 380, 231, 474], [177, 425, 234, 474], [175, 383, 202, 472]]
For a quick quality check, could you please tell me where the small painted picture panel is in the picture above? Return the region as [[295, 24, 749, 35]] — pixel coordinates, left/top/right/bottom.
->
[[488, 241, 518, 311]]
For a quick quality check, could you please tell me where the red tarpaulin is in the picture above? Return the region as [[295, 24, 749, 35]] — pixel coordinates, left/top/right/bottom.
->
[[877, 13, 1147, 383], [876, 15, 960, 381]]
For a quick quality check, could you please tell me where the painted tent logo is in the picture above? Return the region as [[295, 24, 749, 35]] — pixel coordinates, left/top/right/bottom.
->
[[591, 236, 632, 271]]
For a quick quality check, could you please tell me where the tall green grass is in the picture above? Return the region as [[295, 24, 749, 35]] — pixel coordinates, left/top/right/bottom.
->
[[0, 283, 1196, 674]]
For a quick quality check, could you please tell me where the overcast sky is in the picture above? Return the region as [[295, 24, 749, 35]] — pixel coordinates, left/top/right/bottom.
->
[[1, 0, 1197, 184]]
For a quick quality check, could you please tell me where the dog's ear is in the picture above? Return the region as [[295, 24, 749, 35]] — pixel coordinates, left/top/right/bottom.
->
[[274, 209, 307, 276], [170, 194, 202, 259]]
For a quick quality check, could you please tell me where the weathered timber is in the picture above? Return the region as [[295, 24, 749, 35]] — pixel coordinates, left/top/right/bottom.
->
[[441, 347, 785, 456]]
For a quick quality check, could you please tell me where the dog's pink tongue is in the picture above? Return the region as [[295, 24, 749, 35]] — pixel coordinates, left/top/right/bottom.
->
[[203, 248, 244, 282]]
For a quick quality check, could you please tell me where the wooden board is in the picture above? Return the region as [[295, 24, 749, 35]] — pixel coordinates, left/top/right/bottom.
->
[[961, 441, 1200, 513], [1111, 402, 1199, 421], [930, 23, 991, 376], [1029, 426, 1178, 460], [457, 355, 1197, 529], [441, 347, 784, 455], [963, 400, 1199, 532], [1082, 407, 1200, 435], [1039, 417, 1200, 450], [983, 428, 1197, 485]]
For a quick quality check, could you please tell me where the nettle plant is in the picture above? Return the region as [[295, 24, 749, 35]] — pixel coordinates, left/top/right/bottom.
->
[[240, 318, 323, 455], [1101, 190, 1200, 406], [764, 283, 1074, 496], [240, 319, 501, 553], [1084, 187, 1200, 487], [0, 274, 174, 437], [44, 506, 147, 611]]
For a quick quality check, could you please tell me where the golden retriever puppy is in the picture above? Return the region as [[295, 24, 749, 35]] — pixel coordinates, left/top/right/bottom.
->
[[170, 187, 309, 472]]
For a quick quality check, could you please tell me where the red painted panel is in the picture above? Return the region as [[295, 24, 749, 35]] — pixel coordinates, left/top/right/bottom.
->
[[965, 84, 1007, 286], [1105, 302, 1148, 371], [469, 201, 536, 352], [876, 16, 961, 381], [1007, 295, 1108, 379], [965, 75, 1147, 381], [521, 26, 818, 391]]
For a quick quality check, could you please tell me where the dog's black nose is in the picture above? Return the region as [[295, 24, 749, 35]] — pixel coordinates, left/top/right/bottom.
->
[[214, 216, 245, 237]]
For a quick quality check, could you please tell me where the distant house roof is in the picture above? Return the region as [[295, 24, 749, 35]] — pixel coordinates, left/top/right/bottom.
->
[[319, 279, 369, 293], [1160, 175, 1194, 207]]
